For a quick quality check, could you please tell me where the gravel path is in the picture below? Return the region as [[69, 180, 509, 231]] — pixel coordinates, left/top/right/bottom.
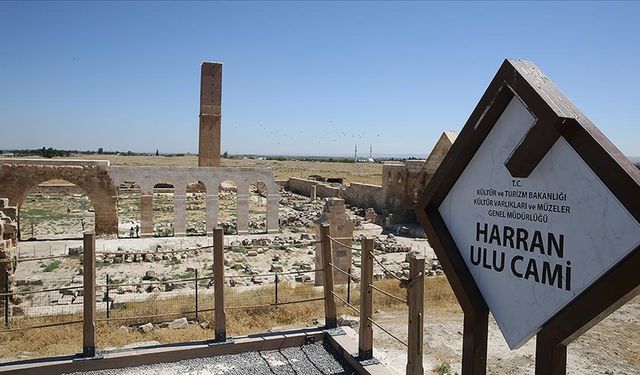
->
[[64, 342, 356, 375]]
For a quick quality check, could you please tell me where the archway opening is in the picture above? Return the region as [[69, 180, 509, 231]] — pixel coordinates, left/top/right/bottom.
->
[[153, 183, 175, 237], [186, 181, 206, 236], [218, 180, 237, 235], [117, 181, 141, 238], [249, 181, 268, 234], [18, 179, 95, 240]]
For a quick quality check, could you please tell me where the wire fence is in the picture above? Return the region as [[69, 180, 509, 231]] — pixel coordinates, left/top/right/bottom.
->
[[96, 271, 214, 324], [1, 254, 84, 332], [368, 248, 410, 348], [326, 235, 411, 351], [1, 228, 423, 366]]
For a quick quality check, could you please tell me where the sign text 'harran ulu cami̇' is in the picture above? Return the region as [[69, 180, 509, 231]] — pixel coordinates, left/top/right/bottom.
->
[[417, 59, 640, 375]]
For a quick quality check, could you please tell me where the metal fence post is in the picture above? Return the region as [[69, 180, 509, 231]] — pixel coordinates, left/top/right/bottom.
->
[[82, 232, 97, 357], [213, 227, 226, 342], [274, 273, 279, 307], [195, 269, 199, 321], [406, 252, 425, 375], [320, 223, 337, 329], [358, 238, 374, 360], [106, 274, 110, 319]]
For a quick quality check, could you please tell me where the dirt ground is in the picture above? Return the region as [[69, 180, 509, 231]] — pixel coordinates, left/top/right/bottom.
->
[[368, 295, 640, 374]]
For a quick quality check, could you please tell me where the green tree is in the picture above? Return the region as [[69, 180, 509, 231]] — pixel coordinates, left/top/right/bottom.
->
[[42, 147, 55, 158]]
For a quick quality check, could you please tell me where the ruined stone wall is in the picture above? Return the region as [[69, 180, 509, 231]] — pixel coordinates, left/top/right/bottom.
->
[[316, 184, 341, 198], [287, 178, 340, 199], [285, 132, 457, 225], [0, 198, 17, 306], [343, 182, 384, 212], [314, 198, 354, 285], [380, 162, 407, 214], [286, 177, 317, 197]]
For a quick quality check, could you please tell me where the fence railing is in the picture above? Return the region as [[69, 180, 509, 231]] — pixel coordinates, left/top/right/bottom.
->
[[2, 224, 425, 374], [322, 223, 425, 374], [1, 251, 84, 332]]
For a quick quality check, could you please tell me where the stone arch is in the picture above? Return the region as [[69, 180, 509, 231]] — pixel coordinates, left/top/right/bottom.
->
[[0, 164, 117, 236], [19, 178, 96, 240]]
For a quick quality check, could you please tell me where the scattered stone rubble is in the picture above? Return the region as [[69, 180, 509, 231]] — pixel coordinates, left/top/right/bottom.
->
[[9, 192, 445, 319], [279, 190, 324, 232]]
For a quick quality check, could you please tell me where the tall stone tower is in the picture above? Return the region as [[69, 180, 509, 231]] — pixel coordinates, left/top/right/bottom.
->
[[198, 62, 222, 167]]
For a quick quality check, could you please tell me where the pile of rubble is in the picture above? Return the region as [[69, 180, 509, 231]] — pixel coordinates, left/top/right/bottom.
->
[[353, 233, 411, 253], [94, 244, 205, 264], [121, 317, 205, 334], [279, 190, 324, 232]]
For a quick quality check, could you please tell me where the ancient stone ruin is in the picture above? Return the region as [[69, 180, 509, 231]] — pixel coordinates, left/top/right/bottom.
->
[[0, 198, 17, 309], [198, 62, 222, 168], [286, 131, 457, 227], [314, 198, 354, 285]]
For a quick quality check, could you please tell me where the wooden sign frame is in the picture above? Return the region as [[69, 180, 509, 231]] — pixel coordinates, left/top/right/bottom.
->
[[416, 59, 640, 375]]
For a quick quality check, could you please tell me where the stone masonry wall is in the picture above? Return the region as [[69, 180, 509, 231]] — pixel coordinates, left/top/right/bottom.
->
[[0, 198, 17, 308], [0, 163, 118, 236], [287, 178, 340, 199], [343, 182, 384, 212], [314, 198, 354, 285]]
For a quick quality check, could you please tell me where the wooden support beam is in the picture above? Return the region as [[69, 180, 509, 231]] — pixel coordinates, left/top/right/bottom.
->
[[406, 252, 425, 375], [535, 334, 567, 375], [82, 232, 96, 357], [358, 238, 374, 360], [213, 227, 226, 341], [320, 223, 337, 328]]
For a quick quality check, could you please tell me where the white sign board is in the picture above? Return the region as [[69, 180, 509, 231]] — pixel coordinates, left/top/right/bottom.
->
[[439, 95, 640, 349]]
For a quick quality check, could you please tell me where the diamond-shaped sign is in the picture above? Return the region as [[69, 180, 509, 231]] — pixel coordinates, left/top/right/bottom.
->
[[417, 59, 640, 351]]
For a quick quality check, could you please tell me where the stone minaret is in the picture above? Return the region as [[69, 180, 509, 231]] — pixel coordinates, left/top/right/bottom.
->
[[199, 62, 222, 167]]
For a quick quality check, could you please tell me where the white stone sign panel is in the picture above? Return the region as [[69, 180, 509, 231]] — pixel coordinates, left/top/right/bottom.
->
[[439, 95, 640, 349]]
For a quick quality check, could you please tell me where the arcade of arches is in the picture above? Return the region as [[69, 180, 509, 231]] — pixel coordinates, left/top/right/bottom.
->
[[0, 160, 281, 238]]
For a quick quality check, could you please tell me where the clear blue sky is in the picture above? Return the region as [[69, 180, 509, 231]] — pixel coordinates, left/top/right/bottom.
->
[[1, 1, 639, 157]]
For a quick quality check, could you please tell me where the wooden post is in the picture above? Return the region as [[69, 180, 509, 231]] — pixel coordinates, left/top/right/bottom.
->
[[82, 232, 96, 357], [213, 227, 226, 342], [358, 238, 374, 360], [462, 309, 489, 375], [406, 252, 425, 375], [320, 223, 337, 328], [535, 334, 567, 375]]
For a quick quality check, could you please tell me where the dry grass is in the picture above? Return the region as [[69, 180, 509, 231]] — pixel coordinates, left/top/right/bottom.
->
[[0, 276, 458, 360], [33, 155, 385, 185]]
